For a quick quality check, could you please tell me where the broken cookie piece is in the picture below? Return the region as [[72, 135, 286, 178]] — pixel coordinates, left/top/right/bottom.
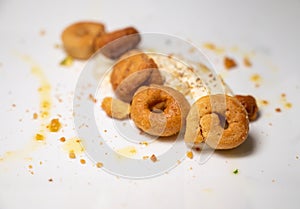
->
[[101, 97, 130, 120], [235, 95, 259, 121]]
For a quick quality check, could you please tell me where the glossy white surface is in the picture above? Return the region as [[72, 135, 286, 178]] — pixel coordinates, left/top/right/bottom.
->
[[0, 0, 300, 209]]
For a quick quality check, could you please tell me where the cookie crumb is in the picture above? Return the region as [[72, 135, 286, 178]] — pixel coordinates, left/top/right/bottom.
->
[[35, 133, 45, 141], [186, 151, 194, 159], [150, 154, 157, 162], [224, 57, 237, 69], [80, 159, 86, 164], [285, 102, 292, 109], [48, 118, 61, 132], [261, 100, 269, 105], [243, 57, 252, 67], [142, 156, 149, 160], [275, 108, 281, 112], [69, 150, 76, 159], [203, 43, 216, 50], [33, 113, 38, 119], [89, 94, 97, 103], [48, 178, 53, 182], [139, 141, 148, 146], [59, 137, 66, 142], [296, 155, 299, 160], [96, 162, 103, 168], [39, 29, 46, 36]]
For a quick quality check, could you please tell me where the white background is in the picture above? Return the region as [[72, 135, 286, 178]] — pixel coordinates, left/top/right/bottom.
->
[[0, 0, 300, 209]]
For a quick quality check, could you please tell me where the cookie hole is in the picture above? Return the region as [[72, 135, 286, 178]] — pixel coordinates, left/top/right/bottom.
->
[[216, 113, 229, 129], [149, 101, 166, 113]]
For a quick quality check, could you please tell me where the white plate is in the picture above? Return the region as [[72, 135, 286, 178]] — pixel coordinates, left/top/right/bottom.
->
[[1, 0, 300, 209]]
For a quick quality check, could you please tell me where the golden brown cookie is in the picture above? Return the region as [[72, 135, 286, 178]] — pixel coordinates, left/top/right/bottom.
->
[[235, 95, 259, 121], [110, 52, 163, 102], [184, 94, 249, 150], [131, 85, 190, 137], [61, 21, 105, 59], [94, 27, 141, 59], [101, 97, 130, 120]]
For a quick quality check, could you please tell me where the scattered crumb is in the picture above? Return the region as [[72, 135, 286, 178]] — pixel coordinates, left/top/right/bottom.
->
[[203, 43, 216, 50], [33, 113, 38, 119], [272, 179, 276, 183], [268, 123, 273, 126], [80, 159, 86, 164], [224, 57, 237, 69], [250, 74, 262, 87], [48, 118, 61, 132], [60, 56, 73, 66], [28, 165, 33, 169], [35, 133, 45, 141], [189, 167, 193, 170], [275, 108, 281, 112], [59, 137, 66, 142], [233, 169, 239, 174], [39, 161, 43, 165], [195, 147, 201, 151], [48, 178, 53, 182], [89, 94, 97, 103], [296, 155, 299, 160], [39, 29, 46, 36], [261, 100, 269, 106], [186, 151, 194, 159], [150, 154, 157, 162], [243, 57, 252, 67], [189, 47, 196, 53], [54, 43, 61, 49], [96, 162, 103, 168], [285, 102, 292, 109], [139, 141, 148, 146], [177, 160, 181, 164], [104, 129, 107, 133], [142, 156, 149, 160], [69, 150, 76, 159]]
